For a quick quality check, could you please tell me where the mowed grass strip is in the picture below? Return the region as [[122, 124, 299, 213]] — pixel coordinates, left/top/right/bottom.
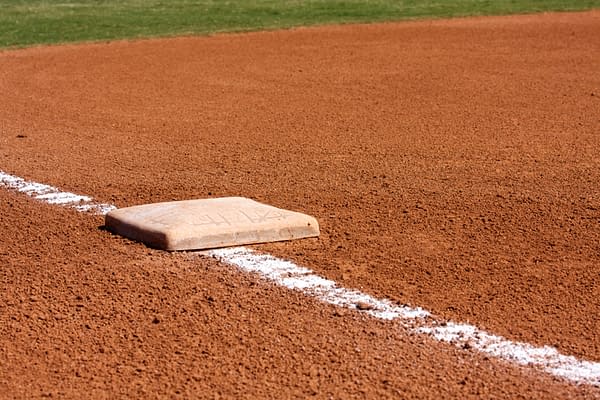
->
[[1, 0, 600, 48]]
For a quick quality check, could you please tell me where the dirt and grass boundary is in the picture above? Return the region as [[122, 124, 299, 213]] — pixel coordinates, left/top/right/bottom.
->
[[2, 0, 600, 49]]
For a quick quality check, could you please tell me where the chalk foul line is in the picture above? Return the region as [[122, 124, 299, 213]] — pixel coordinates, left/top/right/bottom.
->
[[204, 247, 600, 386], [0, 171, 115, 215], [1, 169, 599, 387]]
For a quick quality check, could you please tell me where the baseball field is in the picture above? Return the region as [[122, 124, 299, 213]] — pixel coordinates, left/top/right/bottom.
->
[[1, 1, 599, 398]]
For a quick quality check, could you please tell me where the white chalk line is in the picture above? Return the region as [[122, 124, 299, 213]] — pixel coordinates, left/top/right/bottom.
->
[[205, 247, 600, 386], [0, 170, 116, 215], [1, 169, 599, 387]]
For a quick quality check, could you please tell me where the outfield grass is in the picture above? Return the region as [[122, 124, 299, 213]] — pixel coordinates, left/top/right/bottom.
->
[[1, 0, 599, 48]]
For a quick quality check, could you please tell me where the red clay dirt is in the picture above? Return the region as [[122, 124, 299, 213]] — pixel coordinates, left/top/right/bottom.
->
[[1, 10, 599, 399]]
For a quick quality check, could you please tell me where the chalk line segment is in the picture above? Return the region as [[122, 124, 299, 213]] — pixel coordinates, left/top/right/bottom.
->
[[205, 247, 600, 387], [0, 170, 115, 215]]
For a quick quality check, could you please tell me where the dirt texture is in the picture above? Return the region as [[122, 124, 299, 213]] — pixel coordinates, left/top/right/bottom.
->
[[1, 10, 599, 399]]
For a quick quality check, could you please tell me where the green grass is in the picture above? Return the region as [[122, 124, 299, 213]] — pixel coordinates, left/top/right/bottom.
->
[[1, 0, 599, 48]]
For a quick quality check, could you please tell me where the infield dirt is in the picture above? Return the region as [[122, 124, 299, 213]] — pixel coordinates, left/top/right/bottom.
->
[[1, 10, 599, 398]]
